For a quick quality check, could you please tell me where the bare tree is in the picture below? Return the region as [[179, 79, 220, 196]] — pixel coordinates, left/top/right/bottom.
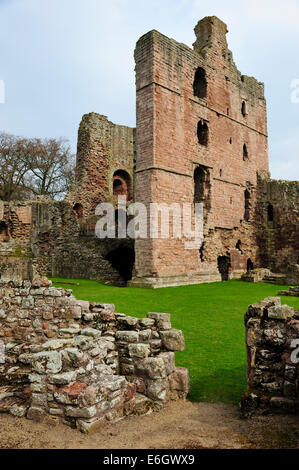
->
[[0, 132, 75, 201], [0, 133, 32, 200], [25, 137, 75, 199]]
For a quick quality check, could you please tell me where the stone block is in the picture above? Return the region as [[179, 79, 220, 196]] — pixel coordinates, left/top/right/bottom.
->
[[77, 416, 106, 434], [160, 329, 185, 351], [147, 312, 171, 329], [27, 406, 46, 422], [49, 371, 77, 385], [268, 305, 295, 321], [32, 351, 62, 374], [128, 343, 150, 359], [115, 331, 139, 343], [168, 367, 190, 394], [145, 378, 168, 401], [65, 405, 97, 418], [136, 357, 166, 379]]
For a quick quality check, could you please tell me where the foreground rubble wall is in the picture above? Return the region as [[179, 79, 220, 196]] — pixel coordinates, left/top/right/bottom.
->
[[241, 297, 299, 417], [0, 277, 188, 433]]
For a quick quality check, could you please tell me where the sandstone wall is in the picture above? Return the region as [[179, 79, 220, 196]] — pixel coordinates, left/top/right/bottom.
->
[[256, 174, 299, 272], [72, 113, 135, 218], [133, 16, 269, 287], [241, 297, 299, 416], [0, 276, 188, 433]]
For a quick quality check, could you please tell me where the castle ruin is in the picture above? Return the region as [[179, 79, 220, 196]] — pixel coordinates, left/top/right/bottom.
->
[[0, 16, 298, 287]]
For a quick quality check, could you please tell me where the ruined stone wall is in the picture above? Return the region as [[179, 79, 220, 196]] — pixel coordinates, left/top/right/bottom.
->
[[241, 297, 299, 416], [133, 16, 269, 287], [0, 201, 32, 255], [256, 174, 299, 272], [0, 276, 188, 433], [0, 198, 130, 285], [30, 200, 126, 284], [72, 113, 135, 218]]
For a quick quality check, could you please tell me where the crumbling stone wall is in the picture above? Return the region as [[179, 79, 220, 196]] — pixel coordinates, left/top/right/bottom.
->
[[0, 17, 297, 288], [0, 276, 188, 433], [241, 297, 299, 417], [73, 113, 135, 218], [0, 201, 32, 257], [132, 16, 269, 287], [256, 174, 299, 272]]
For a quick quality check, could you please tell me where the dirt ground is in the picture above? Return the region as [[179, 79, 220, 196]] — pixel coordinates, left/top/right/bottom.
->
[[0, 400, 299, 449]]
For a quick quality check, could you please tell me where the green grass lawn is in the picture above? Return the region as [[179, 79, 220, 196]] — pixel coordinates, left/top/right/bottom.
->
[[50, 277, 299, 405]]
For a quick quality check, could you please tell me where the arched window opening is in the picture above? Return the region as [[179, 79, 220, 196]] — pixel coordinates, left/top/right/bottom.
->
[[243, 144, 248, 161], [244, 189, 250, 221], [218, 255, 231, 281], [267, 203, 274, 222], [247, 258, 254, 271], [0, 222, 9, 243], [241, 100, 247, 117], [73, 203, 84, 220], [113, 170, 132, 202], [193, 67, 207, 99], [197, 120, 209, 146]]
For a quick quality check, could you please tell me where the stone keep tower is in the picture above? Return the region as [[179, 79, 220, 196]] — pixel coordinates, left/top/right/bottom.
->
[[131, 16, 269, 287]]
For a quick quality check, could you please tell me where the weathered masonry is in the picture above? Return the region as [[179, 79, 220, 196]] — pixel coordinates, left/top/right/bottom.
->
[[241, 296, 299, 416], [0, 16, 298, 287], [0, 275, 189, 432], [132, 16, 270, 287]]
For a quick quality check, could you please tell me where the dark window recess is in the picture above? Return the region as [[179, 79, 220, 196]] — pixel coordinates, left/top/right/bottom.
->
[[197, 121, 209, 146], [236, 240, 243, 253], [194, 165, 211, 223], [244, 189, 250, 221], [243, 144, 248, 160], [267, 203, 274, 222], [73, 203, 84, 220], [193, 67, 207, 99], [241, 101, 247, 117], [0, 221, 9, 242], [199, 242, 205, 262]]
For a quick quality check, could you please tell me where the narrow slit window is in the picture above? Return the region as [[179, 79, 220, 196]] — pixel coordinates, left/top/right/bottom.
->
[[243, 144, 248, 161], [244, 189, 250, 221], [197, 121, 209, 146], [267, 203, 274, 222]]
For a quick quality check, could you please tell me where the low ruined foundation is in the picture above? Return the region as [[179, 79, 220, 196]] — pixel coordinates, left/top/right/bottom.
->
[[0, 276, 189, 433]]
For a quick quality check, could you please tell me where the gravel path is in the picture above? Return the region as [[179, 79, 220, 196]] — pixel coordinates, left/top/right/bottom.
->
[[0, 400, 299, 449]]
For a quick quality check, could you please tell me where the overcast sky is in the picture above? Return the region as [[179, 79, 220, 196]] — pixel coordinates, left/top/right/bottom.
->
[[0, 0, 298, 180]]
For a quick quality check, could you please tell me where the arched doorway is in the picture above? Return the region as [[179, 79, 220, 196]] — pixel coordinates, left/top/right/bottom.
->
[[105, 246, 135, 283], [247, 258, 254, 271], [218, 255, 231, 281]]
